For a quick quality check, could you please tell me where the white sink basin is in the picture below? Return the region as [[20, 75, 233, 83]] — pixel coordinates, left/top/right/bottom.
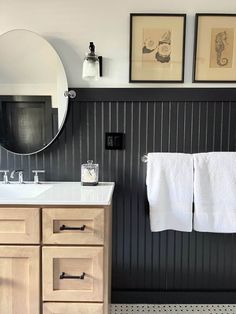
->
[[0, 183, 52, 199], [0, 182, 115, 205]]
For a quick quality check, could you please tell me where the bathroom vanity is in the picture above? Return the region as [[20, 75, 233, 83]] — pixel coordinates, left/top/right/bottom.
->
[[0, 182, 114, 314]]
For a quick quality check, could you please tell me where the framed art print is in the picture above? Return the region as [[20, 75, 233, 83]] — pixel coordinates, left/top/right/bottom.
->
[[193, 14, 236, 82], [129, 14, 186, 83]]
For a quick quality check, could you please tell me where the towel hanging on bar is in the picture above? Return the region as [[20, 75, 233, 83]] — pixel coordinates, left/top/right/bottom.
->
[[146, 153, 193, 232]]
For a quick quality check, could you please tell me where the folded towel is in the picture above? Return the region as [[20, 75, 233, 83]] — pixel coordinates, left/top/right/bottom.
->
[[193, 152, 236, 233], [146, 153, 193, 232]]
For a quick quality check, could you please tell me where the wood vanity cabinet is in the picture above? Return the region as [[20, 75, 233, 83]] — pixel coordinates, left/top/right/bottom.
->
[[0, 205, 112, 314], [0, 245, 40, 314]]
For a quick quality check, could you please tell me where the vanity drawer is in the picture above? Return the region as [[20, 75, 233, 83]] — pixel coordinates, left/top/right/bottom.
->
[[43, 303, 103, 314], [42, 207, 104, 245], [0, 207, 40, 244], [43, 246, 104, 302]]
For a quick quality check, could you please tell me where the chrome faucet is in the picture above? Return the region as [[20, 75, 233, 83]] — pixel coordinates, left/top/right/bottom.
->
[[0, 170, 9, 184], [10, 170, 24, 184]]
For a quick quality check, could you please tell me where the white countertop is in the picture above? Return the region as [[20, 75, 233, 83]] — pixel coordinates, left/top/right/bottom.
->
[[0, 182, 115, 206]]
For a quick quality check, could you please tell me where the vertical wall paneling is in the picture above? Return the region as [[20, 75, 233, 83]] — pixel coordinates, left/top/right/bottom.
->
[[0, 88, 236, 303]]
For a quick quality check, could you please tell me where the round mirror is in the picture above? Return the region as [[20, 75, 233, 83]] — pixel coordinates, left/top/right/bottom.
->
[[0, 29, 68, 155]]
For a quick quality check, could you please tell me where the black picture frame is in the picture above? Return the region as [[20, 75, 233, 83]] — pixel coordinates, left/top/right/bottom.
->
[[193, 13, 236, 83], [129, 13, 186, 83]]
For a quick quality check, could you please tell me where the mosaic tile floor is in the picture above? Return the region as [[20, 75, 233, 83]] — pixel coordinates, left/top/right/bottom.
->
[[111, 304, 236, 314]]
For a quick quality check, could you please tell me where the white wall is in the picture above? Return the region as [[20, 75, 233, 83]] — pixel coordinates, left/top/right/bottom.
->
[[1, 0, 236, 88]]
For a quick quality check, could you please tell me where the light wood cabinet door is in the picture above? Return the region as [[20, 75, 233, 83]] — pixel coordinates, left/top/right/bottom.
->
[[43, 246, 104, 302], [0, 246, 40, 314], [43, 302, 103, 314], [0, 207, 40, 244], [42, 207, 104, 245]]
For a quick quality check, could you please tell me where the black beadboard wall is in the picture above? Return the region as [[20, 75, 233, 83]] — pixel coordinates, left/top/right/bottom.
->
[[1, 88, 236, 303]]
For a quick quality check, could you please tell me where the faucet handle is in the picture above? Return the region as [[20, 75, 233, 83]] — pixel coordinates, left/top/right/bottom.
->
[[0, 170, 9, 184], [32, 170, 45, 184]]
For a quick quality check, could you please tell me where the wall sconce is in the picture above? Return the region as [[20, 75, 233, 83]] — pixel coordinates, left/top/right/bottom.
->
[[82, 42, 102, 81]]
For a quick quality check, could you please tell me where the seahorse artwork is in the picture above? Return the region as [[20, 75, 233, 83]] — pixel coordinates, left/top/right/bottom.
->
[[215, 31, 229, 66]]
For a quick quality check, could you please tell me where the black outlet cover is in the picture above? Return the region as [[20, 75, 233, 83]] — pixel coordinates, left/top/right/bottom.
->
[[105, 132, 124, 150]]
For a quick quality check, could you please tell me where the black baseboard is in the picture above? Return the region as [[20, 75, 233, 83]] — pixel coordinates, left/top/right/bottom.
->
[[112, 291, 236, 304]]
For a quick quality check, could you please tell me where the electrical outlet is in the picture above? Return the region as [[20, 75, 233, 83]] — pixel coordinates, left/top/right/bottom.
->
[[105, 133, 124, 150]]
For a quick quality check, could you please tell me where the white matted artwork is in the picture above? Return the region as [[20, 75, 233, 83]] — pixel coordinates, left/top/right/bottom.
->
[[129, 14, 186, 83]]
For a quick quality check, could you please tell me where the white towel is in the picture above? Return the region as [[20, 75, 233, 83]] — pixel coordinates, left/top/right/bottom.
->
[[146, 153, 193, 232], [193, 152, 236, 233]]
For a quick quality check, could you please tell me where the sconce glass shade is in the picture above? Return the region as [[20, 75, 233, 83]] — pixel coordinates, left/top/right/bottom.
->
[[82, 56, 100, 81]]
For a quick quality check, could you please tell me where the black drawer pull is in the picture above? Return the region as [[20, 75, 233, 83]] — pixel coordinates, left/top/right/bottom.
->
[[59, 224, 86, 231], [59, 272, 85, 280]]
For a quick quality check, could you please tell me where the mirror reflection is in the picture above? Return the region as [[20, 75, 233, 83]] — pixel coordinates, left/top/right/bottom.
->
[[0, 29, 68, 154]]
